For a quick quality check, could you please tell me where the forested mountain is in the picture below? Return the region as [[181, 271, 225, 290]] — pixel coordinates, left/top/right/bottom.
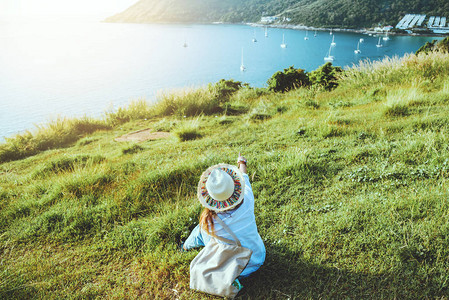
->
[[106, 0, 449, 28]]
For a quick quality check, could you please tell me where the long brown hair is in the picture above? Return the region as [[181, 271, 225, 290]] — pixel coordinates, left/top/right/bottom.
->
[[199, 208, 216, 235]]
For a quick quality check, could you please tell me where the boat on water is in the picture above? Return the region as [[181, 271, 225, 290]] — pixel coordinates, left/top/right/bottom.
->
[[265, 26, 268, 37], [304, 30, 309, 40], [382, 32, 390, 41], [354, 41, 361, 54], [280, 34, 287, 48], [324, 45, 334, 62], [331, 35, 336, 47], [240, 48, 246, 71], [330, 29, 333, 35], [252, 29, 257, 42], [314, 30, 317, 37], [183, 40, 188, 48], [359, 38, 364, 43], [376, 36, 383, 48]]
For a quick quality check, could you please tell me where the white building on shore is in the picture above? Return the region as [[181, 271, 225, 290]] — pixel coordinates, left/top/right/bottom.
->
[[396, 14, 449, 34], [260, 16, 278, 24]]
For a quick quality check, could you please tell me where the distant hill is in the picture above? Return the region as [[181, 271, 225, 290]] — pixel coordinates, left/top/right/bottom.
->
[[105, 0, 449, 28]]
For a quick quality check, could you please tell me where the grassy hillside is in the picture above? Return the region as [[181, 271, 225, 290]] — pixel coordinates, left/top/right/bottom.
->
[[105, 0, 449, 28], [2, 51, 449, 298]]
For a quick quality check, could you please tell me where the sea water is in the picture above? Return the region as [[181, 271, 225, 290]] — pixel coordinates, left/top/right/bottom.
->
[[0, 16, 442, 140]]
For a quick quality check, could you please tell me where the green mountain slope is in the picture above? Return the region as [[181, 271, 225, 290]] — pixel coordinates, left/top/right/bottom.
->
[[106, 0, 449, 28], [105, 0, 242, 23]]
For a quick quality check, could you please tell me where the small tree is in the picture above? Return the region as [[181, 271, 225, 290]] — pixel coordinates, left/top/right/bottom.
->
[[308, 62, 343, 91], [267, 66, 310, 92], [209, 79, 244, 103]]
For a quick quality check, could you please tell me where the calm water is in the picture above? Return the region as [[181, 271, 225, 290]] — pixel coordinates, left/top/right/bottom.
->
[[0, 17, 442, 140]]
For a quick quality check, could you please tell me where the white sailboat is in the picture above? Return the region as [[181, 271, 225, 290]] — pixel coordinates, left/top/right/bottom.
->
[[252, 29, 257, 42], [280, 34, 287, 48], [354, 41, 361, 54], [324, 45, 334, 61], [314, 30, 317, 37], [330, 29, 333, 35], [240, 48, 246, 71], [376, 36, 383, 48], [359, 38, 364, 43], [304, 30, 309, 40], [265, 26, 268, 37], [183, 39, 188, 48], [382, 32, 390, 41], [331, 35, 336, 46]]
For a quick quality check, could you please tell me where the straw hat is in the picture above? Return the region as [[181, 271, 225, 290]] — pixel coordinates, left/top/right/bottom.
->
[[197, 163, 245, 212]]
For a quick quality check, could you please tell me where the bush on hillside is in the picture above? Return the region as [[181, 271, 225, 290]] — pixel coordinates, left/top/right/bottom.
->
[[416, 40, 439, 55], [153, 80, 247, 118], [209, 79, 245, 103], [309, 62, 343, 90], [416, 37, 449, 55], [267, 66, 310, 92]]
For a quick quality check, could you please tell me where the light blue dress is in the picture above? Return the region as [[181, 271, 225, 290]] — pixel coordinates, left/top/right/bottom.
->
[[184, 174, 266, 277]]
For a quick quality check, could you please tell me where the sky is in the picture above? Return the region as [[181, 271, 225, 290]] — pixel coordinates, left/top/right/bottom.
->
[[0, 0, 138, 18]]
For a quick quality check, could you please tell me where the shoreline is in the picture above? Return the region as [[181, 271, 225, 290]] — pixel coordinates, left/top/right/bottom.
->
[[247, 22, 449, 38], [105, 18, 448, 38]]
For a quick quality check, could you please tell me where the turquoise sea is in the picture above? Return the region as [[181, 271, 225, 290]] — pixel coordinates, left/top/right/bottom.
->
[[0, 16, 443, 140]]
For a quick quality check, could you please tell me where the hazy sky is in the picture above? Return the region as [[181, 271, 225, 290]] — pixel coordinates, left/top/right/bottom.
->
[[0, 0, 138, 17]]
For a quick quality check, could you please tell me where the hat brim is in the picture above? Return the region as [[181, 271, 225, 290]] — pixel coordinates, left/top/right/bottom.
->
[[197, 163, 245, 212]]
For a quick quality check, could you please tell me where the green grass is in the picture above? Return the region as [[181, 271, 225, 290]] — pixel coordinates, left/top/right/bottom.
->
[[2, 51, 449, 299], [174, 119, 203, 142]]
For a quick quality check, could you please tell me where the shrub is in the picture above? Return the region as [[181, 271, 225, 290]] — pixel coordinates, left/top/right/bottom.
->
[[309, 62, 343, 90], [416, 37, 449, 55], [267, 66, 310, 92], [208, 79, 244, 103], [416, 40, 439, 55]]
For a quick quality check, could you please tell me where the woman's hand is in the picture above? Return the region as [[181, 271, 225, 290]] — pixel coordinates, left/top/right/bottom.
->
[[237, 153, 247, 174]]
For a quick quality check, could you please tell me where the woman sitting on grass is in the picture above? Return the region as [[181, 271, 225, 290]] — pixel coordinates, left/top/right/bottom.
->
[[182, 154, 266, 283]]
